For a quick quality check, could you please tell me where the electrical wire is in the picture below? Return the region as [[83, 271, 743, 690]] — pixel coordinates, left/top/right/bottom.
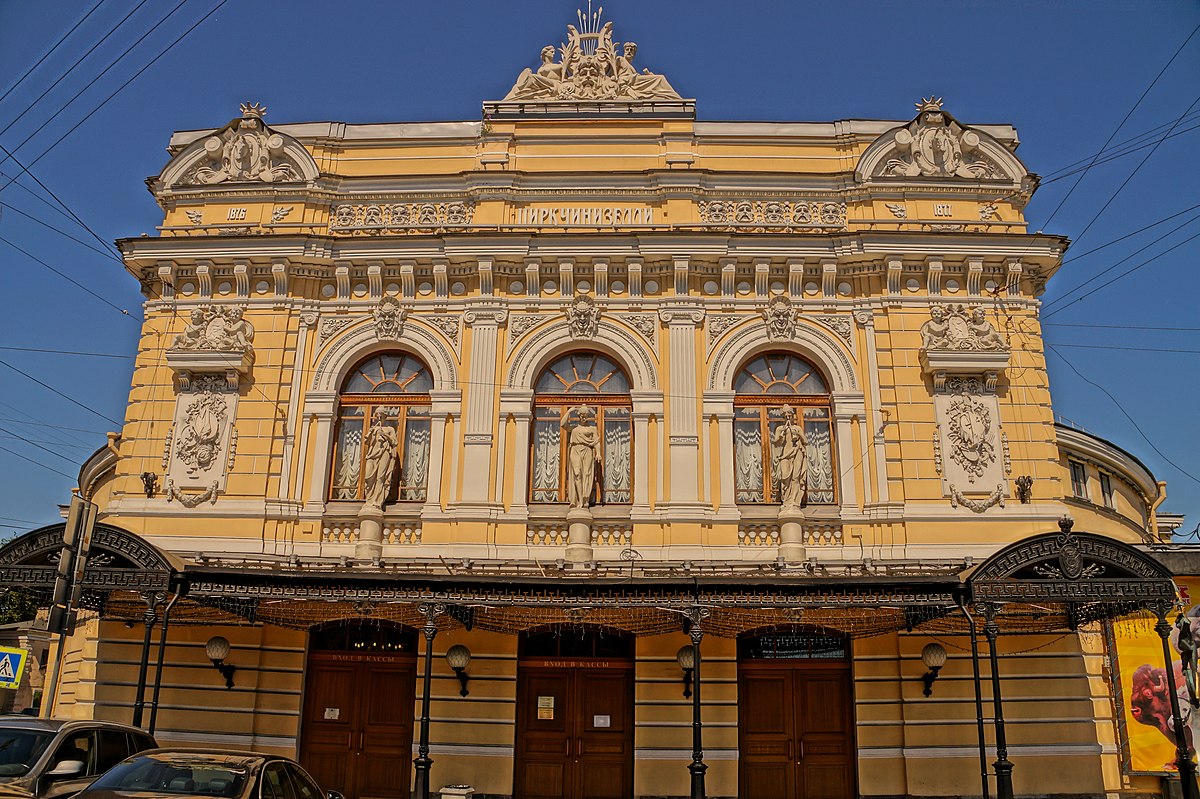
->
[[0, 416, 107, 436], [0, 444, 75, 480], [0, 235, 137, 319], [0, 425, 85, 465], [0, 0, 155, 140], [1052, 343, 1200, 354], [0, 200, 125, 261], [0, 346, 133, 359], [0, 0, 106, 108], [1046, 343, 1200, 486], [0, 358, 122, 426], [0, 0, 230, 192], [1045, 323, 1200, 332]]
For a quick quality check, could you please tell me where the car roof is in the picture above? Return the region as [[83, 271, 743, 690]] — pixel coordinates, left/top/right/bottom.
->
[[0, 717, 154, 735], [132, 749, 287, 768]]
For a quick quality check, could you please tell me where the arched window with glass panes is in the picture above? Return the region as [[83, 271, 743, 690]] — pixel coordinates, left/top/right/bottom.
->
[[329, 353, 432, 503], [531, 353, 632, 504], [733, 353, 836, 505]]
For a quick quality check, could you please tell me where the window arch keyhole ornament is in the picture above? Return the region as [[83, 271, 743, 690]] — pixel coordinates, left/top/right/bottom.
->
[[733, 353, 836, 505], [530, 352, 633, 506], [329, 353, 433, 506]]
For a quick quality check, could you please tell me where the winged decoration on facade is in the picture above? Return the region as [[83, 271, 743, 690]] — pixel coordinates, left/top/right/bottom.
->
[[503, 5, 681, 101]]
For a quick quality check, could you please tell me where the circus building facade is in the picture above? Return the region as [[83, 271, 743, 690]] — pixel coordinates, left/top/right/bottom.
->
[[3, 8, 1196, 799]]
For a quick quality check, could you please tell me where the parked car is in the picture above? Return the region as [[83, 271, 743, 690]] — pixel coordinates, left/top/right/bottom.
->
[[0, 717, 157, 799], [71, 750, 342, 799]]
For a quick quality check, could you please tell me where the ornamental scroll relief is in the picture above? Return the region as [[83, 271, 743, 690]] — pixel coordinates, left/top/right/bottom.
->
[[880, 98, 998, 179], [165, 373, 237, 505], [933, 374, 1006, 509], [181, 104, 302, 186], [502, 7, 681, 102]]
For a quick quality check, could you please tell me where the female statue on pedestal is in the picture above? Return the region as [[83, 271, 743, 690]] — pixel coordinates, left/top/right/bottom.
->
[[362, 407, 398, 509], [564, 405, 602, 509], [773, 405, 808, 508]]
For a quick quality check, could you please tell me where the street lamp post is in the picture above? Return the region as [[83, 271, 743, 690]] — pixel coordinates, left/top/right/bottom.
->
[[412, 603, 445, 799]]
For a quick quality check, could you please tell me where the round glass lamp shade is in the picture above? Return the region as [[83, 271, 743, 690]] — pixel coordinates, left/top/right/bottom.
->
[[921, 642, 947, 669], [676, 645, 695, 671], [206, 635, 231, 661], [446, 644, 471, 670]]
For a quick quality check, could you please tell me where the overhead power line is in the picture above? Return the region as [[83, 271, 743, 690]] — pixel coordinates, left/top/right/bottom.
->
[[0, 424, 84, 466], [1046, 344, 1200, 487], [0, 235, 137, 319], [0, 444, 75, 480], [0, 358, 122, 426], [0, 0, 106, 108]]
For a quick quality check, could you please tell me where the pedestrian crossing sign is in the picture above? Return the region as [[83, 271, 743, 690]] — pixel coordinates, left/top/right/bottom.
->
[[0, 646, 27, 690]]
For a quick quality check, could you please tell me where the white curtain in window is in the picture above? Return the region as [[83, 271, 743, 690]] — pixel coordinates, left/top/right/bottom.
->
[[805, 418, 835, 504], [532, 417, 561, 503], [603, 413, 631, 503], [734, 421, 763, 503], [333, 423, 363, 500], [400, 413, 430, 501]]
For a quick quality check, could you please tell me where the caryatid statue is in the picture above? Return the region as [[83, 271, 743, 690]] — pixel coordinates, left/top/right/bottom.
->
[[772, 405, 808, 508], [563, 405, 602, 509], [361, 407, 399, 510]]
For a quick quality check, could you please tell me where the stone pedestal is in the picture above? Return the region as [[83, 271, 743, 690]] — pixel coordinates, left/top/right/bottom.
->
[[439, 787, 474, 799], [778, 506, 807, 563], [565, 507, 594, 564], [356, 505, 384, 560]]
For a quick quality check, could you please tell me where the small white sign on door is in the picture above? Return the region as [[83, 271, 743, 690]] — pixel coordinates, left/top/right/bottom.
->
[[593, 714, 611, 728], [323, 707, 340, 720]]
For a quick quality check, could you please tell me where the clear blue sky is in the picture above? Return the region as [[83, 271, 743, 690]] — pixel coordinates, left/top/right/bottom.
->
[[0, 1, 1197, 537]]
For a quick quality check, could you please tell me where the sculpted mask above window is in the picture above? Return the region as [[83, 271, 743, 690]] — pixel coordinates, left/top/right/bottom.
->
[[733, 354, 836, 506], [531, 353, 632, 506], [330, 354, 432, 505]]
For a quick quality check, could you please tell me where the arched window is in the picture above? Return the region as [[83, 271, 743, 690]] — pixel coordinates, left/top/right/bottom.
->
[[733, 353, 836, 504], [330, 353, 432, 502], [531, 353, 632, 504]]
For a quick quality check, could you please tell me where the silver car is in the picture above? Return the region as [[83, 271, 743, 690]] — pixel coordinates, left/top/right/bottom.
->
[[72, 750, 342, 799], [0, 717, 157, 799]]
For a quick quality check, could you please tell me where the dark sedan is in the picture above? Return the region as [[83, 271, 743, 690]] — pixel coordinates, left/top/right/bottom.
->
[[72, 750, 340, 799], [0, 717, 156, 799]]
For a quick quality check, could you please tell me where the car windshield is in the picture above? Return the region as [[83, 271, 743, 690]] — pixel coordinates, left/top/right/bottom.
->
[[0, 729, 54, 779], [88, 756, 250, 797]]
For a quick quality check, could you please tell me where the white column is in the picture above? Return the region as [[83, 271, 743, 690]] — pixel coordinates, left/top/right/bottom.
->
[[703, 391, 739, 520], [659, 303, 706, 515], [423, 391, 462, 516], [301, 391, 338, 518], [832, 393, 865, 516], [630, 391, 663, 518], [280, 311, 317, 502], [854, 311, 889, 507], [457, 307, 507, 509], [499, 390, 534, 519]]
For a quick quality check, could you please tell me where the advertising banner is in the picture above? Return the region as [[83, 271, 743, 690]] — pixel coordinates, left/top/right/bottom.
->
[[1111, 577, 1200, 775]]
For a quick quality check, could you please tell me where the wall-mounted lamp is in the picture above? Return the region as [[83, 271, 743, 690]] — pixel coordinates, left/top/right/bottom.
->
[[1015, 475, 1033, 504], [676, 645, 695, 699], [446, 644, 471, 697], [205, 635, 237, 689], [141, 472, 157, 498], [920, 642, 947, 697]]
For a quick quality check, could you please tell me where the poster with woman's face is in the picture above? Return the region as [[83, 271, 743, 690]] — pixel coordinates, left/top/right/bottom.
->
[[1112, 578, 1200, 774]]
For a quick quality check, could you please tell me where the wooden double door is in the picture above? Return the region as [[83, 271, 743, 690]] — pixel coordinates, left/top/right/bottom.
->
[[299, 651, 417, 799], [515, 659, 634, 799], [738, 663, 856, 799]]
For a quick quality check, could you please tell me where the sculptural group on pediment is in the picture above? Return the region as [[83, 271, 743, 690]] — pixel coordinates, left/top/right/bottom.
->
[[883, 98, 995, 179], [920, 304, 1007, 351], [183, 103, 302, 185], [172, 306, 255, 353], [503, 9, 681, 102]]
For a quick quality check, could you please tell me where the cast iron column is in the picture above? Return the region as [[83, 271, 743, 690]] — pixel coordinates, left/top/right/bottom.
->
[[982, 603, 1014, 799], [131, 592, 163, 728], [413, 603, 444, 799], [148, 590, 182, 734], [1156, 606, 1200, 799], [687, 606, 710, 799]]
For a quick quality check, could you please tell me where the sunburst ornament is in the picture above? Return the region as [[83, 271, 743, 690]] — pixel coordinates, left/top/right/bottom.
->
[[915, 96, 944, 114], [239, 102, 267, 119]]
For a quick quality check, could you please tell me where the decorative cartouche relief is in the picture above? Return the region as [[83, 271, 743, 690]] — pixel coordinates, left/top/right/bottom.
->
[[425, 315, 461, 346], [373, 296, 408, 341], [328, 201, 475, 234], [920, 304, 1008, 351], [697, 199, 847, 230], [181, 103, 302, 186], [879, 97, 998, 179], [319, 317, 355, 344], [813, 315, 853, 348], [707, 315, 742, 344], [164, 373, 237, 507], [566, 294, 601, 339], [933, 374, 1006, 512], [502, 7, 681, 102]]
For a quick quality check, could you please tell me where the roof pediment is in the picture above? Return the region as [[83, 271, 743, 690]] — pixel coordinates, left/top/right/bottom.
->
[[156, 103, 319, 192], [856, 97, 1030, 189]]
